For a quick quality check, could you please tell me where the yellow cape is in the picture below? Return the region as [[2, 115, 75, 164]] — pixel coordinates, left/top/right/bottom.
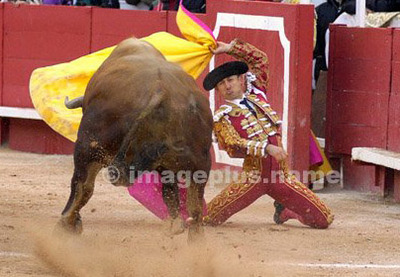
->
[[29, 6, 216, 142]]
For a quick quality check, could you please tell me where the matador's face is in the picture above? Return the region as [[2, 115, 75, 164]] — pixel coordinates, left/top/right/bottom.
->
[[215, 74, 246, 101]]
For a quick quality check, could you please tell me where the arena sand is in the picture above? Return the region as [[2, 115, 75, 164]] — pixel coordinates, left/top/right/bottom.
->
[[1, 147, 400, 276]]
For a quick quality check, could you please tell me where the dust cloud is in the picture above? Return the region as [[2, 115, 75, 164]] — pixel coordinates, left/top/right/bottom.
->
[[28, 222, 251, 277]]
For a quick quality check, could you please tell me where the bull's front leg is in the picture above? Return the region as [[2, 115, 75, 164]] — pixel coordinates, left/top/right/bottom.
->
[[187, 179, 206, 242]]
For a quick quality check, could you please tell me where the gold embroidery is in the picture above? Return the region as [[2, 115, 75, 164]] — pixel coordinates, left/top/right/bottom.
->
[[204, 182, 257, 225], [279, 160, 334, 224], [240, 119, 249, 128], [214, 118, 268, 159]]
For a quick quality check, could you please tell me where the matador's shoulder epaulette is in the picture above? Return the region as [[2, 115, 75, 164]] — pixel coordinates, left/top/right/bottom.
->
[[213, 105, 232, 122]]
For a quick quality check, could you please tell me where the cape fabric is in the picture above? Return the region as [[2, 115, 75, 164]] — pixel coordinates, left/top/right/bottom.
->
[[29, 5, 216, 142]]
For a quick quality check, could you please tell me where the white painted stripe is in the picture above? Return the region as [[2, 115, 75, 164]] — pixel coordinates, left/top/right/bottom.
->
[[0, 106, 42, 120], [297, 263, 400, 269], [0, 251, 30, 258], [356, 0, 366, 27], [209, 56, 216, 116], [211, 12, 290, 165]]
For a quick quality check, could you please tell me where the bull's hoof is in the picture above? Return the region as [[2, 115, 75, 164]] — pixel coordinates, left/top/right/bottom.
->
[[55, 218, 83, 235], [164, 218, 185, 237], [188, 224, 205, 244]]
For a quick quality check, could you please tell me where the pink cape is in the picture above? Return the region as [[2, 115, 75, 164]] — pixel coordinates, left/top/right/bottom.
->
[[127, 172, 207, 221]]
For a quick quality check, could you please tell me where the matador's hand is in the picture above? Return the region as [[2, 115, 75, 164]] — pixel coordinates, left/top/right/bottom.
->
[[210, 41, 234, 55], [266, 144, 288, 162]]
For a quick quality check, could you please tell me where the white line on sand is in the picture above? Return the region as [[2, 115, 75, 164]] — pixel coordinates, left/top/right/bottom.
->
[[0, 251, 30, 258], [297, 263, 400, 269]]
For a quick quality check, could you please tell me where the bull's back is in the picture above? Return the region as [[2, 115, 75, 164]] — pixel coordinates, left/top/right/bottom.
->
[[83, 38, 166, 108], [78, 37, 213, 166]]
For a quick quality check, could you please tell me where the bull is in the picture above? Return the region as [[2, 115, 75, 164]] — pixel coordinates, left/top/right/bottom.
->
[[60, 38, 213, 240]]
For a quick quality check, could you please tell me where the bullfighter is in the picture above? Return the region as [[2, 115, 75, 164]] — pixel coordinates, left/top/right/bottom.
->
[[202, 38, 334, 228]]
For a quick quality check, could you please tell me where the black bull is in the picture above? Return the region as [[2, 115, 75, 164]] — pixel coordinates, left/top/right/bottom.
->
[[60, 38, 213, 239]]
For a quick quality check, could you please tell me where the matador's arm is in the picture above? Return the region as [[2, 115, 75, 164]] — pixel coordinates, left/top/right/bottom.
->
[[228, 38, 270, 92], [214, 118, 268, 159]]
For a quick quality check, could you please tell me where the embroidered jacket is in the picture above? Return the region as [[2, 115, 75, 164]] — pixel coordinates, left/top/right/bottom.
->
[[213, 39, 282, 159]]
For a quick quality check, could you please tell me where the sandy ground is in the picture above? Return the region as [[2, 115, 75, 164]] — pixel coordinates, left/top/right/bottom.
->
[[1, 146, 400, 277]]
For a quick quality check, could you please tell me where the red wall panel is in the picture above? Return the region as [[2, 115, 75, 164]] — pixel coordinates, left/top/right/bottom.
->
[[393, 29, 400, 62], [91, 9, 167, 51], [330, 92, 389, 126], [0, 4, 4, 145], [9, 119, 74, 154], [2, 58, 61, 107], [391, 30, 400, 95], [332, 27, 392, 61], [332, 59, 391, 93], [392, 61, 400, 95], [293, 4, 315, 168], [342, 156, 381, 193], [330, 125, 387, 154], [388, 94, 400, 152], [388, 30, 400, 152], [327, 26, 392, 156], [3, 4, 91, 108], [0, 3, 3, 106]]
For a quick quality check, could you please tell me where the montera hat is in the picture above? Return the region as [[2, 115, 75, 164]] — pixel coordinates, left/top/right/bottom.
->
[[203, 61, 248, 90]]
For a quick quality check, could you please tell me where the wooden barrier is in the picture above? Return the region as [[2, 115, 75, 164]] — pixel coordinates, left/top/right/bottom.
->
[[0, 4, 3, 145], [327, 25, 400, 195], [3, 4, 92, 108], [91, 9, 167, 51], [388, 29, 400, 153], [2, 4, 92, 153], [327, 26, 392, 155]]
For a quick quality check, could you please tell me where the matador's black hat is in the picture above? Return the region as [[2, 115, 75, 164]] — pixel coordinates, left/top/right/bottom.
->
[[203, 61, 248, 91]]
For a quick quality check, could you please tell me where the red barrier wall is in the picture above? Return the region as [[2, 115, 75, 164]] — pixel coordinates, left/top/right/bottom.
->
[[327, 25, 398, 192], [388, 29, 400, 152], [327, 26, 392, 155], [91, 9, 167, 51], [9, 119, 74, 154], [0, 4, 4, 145], [3, 4, 92, 108], [0, 4, 3, 106], [2, 4, 92, 153]]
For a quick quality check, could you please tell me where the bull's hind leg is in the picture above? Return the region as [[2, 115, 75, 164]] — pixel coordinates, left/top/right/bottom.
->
[[161, 176, 185, 236], [58, 142, 103, 233], [59, 162, 102, 233], [187, 179, 206, 242]]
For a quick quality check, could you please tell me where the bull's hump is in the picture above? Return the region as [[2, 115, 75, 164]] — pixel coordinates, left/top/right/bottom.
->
[[113, 38, 164, 60]]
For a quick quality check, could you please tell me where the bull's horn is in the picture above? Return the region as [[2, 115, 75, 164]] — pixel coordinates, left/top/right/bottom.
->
[[64, 96, 84, 109]]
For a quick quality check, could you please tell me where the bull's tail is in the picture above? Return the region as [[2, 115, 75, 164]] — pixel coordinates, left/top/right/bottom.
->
[[64, 96, 84, 109]]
